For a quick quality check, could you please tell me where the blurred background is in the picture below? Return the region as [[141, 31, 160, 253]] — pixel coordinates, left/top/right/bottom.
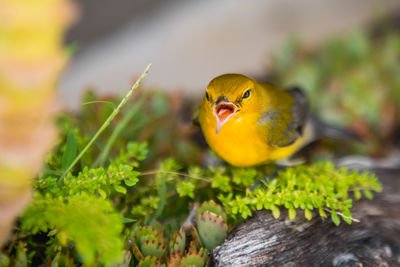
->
[[61, 0, 400, 109]]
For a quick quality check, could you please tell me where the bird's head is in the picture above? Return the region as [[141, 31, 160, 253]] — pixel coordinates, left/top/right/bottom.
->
[[201, 74, 266, 134]]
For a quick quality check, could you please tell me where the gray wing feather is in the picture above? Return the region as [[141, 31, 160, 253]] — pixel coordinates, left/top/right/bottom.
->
[[287, 86, 309, 136], [262, 86, 309, 147]]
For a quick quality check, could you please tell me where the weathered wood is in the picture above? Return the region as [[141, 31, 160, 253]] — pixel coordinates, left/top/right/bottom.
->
[[210, 168, 400, 267]]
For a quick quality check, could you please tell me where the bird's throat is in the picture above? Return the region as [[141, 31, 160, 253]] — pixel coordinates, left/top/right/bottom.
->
[[214, 102, 238, 134]]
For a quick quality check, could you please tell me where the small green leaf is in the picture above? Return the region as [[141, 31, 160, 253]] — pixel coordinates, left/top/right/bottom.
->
[[98, 189, 107, 199], [363, 189, 373, 200], [289, 207, 296, 220], [124, 176, 139, 187], [113, 184, 127, 194], [211, 173, 231, 192], [241, 206, 252, 219], [176, 180, 195, 198], [354, 188, 361, 200], [48, 229, 57, 236], [304, 208, 312, 221], [82, 100, 116, 110], [318, 208, 327, 219], [152, 172, 166, 220], [271, 205, 280, 219], [341, 209, 353, 224], [61, 130, 77, 171], [121, 217, 136, 223], [331, 210, 340, 226]]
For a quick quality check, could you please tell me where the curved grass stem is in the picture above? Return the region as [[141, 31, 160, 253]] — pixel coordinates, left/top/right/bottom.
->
[[61, 64, 152, 179]]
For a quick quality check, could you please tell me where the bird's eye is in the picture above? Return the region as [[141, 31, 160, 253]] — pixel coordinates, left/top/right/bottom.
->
[[242, 89, 251, 99], [205, 92, 210, 101]]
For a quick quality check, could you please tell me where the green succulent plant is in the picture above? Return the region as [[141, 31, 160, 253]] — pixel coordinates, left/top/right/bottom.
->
[[180, 248, 207, 267], [137, 256, 159, 267], [132, 227, 166, 260], [196, 201, 228, 251], [128, 201, 228, 266], [167, 252, 182, 267], [169, 228, 186, 253], [180, 241, 207, 267], [140, 239, 166, 259], [167, 246, 207, 267], [197, 200, 228, 222]]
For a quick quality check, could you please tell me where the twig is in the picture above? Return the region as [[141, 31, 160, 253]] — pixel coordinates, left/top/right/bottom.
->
[[323, 207, 360, 223], [138, 170, 212, 183], [183, 202, 200, 229]]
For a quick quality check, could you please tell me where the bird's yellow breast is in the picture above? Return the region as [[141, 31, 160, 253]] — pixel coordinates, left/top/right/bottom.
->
[[199, 109, 306, 167]]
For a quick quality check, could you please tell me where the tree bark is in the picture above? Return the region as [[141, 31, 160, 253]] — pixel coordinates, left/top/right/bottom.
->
[[210, 168, 400, 267]]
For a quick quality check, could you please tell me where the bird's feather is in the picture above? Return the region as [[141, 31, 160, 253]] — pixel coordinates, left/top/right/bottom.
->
[[192, 107, 200, 126], [259, 85, 309, 147], [287, 86, 309, 136]]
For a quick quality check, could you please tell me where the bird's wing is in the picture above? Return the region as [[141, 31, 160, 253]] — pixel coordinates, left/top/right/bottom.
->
[[260, 86, 309, 147], [287, 86, 309, 137]]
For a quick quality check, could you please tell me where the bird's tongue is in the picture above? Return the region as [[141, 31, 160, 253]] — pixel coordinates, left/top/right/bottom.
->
[[217, 107, 233, 123], [214, 102, 237, 134], [216, 103, 236, 124]]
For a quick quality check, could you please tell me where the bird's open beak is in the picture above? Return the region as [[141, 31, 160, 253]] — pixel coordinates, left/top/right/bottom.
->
[[213, 101, 238, 134]]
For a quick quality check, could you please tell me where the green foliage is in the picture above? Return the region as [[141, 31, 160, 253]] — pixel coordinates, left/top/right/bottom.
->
[[21, 194, 124, 265], [9, 131, 380, 266], [176, 180, 195, 198], [132, 226, 166, 259], [137, 256, 158, 267], [180, 248, 207, 267], [194, 201, 228, 251], [61, 130, 77, 171], [36, 141, 143, 198], [50, 252, 76, 267], [197, 200, 227, 222], [217, 162, 381, 225], [196, 210, 228, 251], [17, 139, 148, 266], [211, 172, 232, 192], [169, 228, 186, 253], [271, 27, 400, 154]]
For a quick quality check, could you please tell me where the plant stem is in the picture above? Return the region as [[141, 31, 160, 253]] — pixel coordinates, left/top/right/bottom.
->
[[61, 64, 152, 179], [323, 208, 360, 223], [138, 170, 212, 183]]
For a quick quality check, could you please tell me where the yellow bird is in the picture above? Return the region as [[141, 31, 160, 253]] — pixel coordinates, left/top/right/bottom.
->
[[196, 74, 356, 167]]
